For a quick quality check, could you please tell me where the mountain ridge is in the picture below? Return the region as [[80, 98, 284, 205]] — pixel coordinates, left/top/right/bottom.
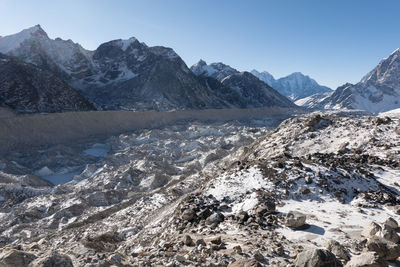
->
[[0, 26, 295, 111], [299, 48, 400, 113]]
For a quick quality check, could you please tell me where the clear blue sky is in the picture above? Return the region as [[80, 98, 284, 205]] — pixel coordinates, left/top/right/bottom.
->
[[1, 0, 400, 89]]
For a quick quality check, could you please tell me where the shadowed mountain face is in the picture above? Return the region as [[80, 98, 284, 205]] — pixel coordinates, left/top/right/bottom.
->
[[191, 60, 296, 108], [300, 49, 400, 113], [0, 26, 295, 111], [0, 53, 95, 113]]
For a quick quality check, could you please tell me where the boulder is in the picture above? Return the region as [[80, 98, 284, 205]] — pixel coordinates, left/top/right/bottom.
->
[[253, 251, 265, 262], [294, 248, 342, 267], [233, 245, 242, 254], [255, 201, 276, 215], [375, 224, 400, 243], [285, 211, 306, 229], [196, 239, 206, 247], [228, 259, 262, 267], [183, 235, 194, 246], [365, 236, 400, 261], [344, 252, 387, 267], [384, 217, 398, 230], [210, 236, 222, 245], [29, 252, 73, 267], [205, 213, 224, 226], [0, 250, 37, 267], [182, 209, 196, 221], [325, 240, 350, 261], [361, 222, 381, 237]]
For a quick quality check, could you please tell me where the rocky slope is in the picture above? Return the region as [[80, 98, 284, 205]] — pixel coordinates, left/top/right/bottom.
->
[[300, 48, 400, 113], [0, 26, 294, 111], [251, 70, 332, 101], [0, 111, 399, 266], [0, 53, 95, 113]]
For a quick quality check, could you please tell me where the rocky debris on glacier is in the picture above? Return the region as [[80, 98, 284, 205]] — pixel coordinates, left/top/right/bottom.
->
[[0, 111, 399, 266]]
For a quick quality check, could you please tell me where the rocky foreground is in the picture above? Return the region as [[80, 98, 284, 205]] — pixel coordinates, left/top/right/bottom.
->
[[0, 111, 400, 266]]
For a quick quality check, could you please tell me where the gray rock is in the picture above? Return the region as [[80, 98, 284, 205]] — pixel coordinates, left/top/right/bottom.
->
[[253, 251, 265, 262], [108, 253, 122, 265], [325, 240, 350, 261], [361, 222, 381, 237], [183, 235, 194, 246], [376, 224, 400, 243], [0, 249, 37, 267], [210, 236, 222, 245], [255, 201, 276, 215], [305, 176, 313, 184], [30, 251, 73, 267], [344, 252, 388, 267], [365, 236, 400, 261], [285, 211, 307, 228], [384, 217, 398, 230], [175, 255, 186, 263], [228, 259, 262, 267], [233, 245, 242, 254], [182, 209, 196, 221], [294, 248, 342, 267], [196, 239, 206, 247], [205, 213, 224, 226]]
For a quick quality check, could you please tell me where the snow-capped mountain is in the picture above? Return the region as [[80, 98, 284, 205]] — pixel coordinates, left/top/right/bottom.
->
[[0, 26, 296, 111], [251, 70, 332, 101], [0, 53, 95, 113], [0, 25, 93, 82], [191, 60, 296, 108], [311, 49, 400, 113]]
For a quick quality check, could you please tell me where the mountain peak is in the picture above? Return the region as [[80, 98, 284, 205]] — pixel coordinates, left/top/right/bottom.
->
[[287, 72, 306, 78], [23, 24, 48, 38], [190, 60, 238, 81], [390, 48, 400, 56], [0, 24, 49, 53], [194, 59, 207, 66]]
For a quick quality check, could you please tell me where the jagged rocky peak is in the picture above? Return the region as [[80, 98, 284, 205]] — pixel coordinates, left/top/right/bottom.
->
[[190, 60, 238, 81], [360, 48, 400, 87], [305, 48, 400, 113], [250, 69, 275, 86], [21, 24, 49, 39]]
